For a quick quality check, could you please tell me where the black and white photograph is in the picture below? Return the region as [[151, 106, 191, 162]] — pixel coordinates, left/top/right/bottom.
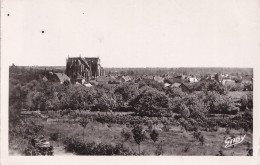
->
[[8, 63, 254, 156], [1, 0, 260, 164]]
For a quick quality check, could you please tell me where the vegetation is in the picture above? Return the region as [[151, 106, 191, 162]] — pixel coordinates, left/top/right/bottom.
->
[[9, 66, 253, 156], [79, 118, 89, 142], [63, 138, 133, 155], [131, 125, 145, 155]]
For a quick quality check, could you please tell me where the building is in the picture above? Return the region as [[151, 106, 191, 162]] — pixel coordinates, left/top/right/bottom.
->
[[42, 76, 48, 82], [66, 56, 105, 83], [119, 75, 132, 82], [170, 82, 191, 93], [49, 73, 70, 84], [153, 76, 164, 83], [96, 76, 110, 84], [222, 79, 236, 86], [188, 77, 199, 83], [108, 76, 121, 84]]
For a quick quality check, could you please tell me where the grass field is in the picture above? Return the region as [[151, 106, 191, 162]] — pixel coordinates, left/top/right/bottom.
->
[[36, 115, 252, 156]]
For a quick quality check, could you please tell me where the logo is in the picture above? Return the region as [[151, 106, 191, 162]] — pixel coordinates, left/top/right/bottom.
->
[[224, 134, 246, 148]]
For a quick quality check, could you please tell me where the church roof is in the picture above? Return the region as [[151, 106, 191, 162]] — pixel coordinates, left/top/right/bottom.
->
[[67, 57, 100, 68]]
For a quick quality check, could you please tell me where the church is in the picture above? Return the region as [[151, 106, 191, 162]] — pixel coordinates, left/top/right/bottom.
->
[[65, 56, 105, 83]]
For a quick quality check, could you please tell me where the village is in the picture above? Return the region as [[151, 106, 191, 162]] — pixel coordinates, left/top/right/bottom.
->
[[9, 57, 253, 156], [29, 56, 252, 94]]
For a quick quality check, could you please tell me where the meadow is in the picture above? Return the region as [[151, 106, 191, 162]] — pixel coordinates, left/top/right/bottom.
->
[[9, 110, 252, 156]]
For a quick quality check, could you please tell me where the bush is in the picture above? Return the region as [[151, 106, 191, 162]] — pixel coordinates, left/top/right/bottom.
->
[[150, 130, 159, 143], [49, 132, 60, 141], [178, 118, 197, 131], [182, 144, 190, 153], [162, 124, 170, 132], [121, 129, 131, 142], [193, 131, 204, 145], [155, 142, 164, 155], [63, 137, 133, 155]]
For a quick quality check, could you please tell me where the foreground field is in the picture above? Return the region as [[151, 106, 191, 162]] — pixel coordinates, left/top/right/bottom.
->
[[9, 111, 252, 156]]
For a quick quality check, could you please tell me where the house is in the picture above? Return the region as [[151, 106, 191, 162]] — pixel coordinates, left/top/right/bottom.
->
[[188, 77, 199, 83], [89, 80, 99, 86], [174, 75, 183, 79], [171, 82, 182, 88], [108, 76, 121, 84], [96, 76, 110, 84], [181, 75, 186, 80], [170, 82, 191, 93], [49, 73, 70, 84], [223, 73, 229, 78], [20, 110, 45, 118], [42, 76, 48, 82], [165, 77, 182, 84], [161, 74, 170, 78], [242, 80, 253, 84], [164, 83, 171, 87], [134, 77, 143, 83], [153, 76, 164, 83], [206, 74, 216, 80], [119, 76, 132, 82], [20, 110, 34, 117], [229, 76, 239, 80], [74, 75, 86, 84], [222, 79, 236, 86], [142, 75, 154, 80], [84, 83, 93, 87]]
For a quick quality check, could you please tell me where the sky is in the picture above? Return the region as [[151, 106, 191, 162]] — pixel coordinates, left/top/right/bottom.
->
[[2, 0, 260, 68]]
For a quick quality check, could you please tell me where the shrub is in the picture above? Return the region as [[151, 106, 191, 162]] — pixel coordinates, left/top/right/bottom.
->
[[178, 118, 197, 131], [150, 129, 159, 143], [155, 142, 164, 155], [132, 125, 145, 155], [216, 150, 224, 156], [179, 104, 190, 119], [247, 148, 253, 156], [63, 137, 133, 155], [162, 124, 170, 132], [121, 129, 131, 142], [225, 127, 231, 134], [49, 132, 60, 141], [182, 144, 190, 153], [193, 131, 204, 145]]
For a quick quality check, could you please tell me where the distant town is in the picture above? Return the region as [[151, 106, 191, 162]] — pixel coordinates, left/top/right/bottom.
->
[[10, 56, 253, 91]]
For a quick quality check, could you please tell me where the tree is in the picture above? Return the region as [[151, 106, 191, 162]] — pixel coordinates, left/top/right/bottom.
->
[[205, 81, 227, 95], [241, 94, 248, 111], [246, 93, 253, 109], [132, 125, 145, 155], [244, 83, 253, 91], [150, 129, 159, 143], [114, 84, 139, 105], [63, 85, 97, 110], [204, 91, 237, 114], [166, 87, 185, 98], [179, 104, 190, 119], [127, 70, 135, 75], [129, 88, 169, 117], [79, 118, 89, 142]]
